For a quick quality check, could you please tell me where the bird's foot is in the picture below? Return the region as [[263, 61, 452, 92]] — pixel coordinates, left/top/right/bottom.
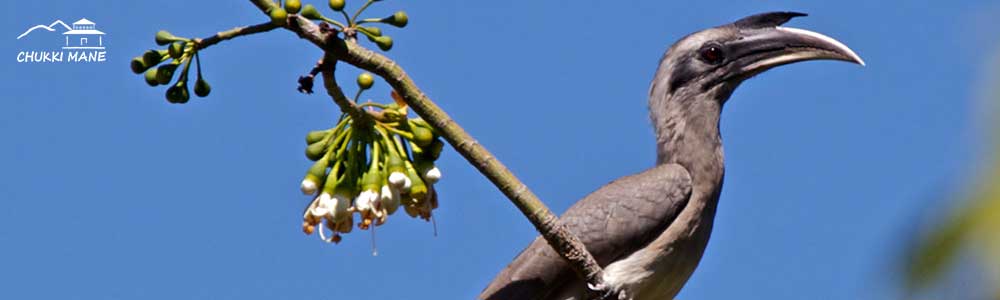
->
[[586, 282, 627, 300]]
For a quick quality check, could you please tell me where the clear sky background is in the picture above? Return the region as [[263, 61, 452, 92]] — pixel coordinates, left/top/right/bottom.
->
[[3, 1, 999, 299]]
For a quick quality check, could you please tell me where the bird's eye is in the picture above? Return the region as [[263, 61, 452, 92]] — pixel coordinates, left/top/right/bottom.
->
[[698, 45, 725, 64]]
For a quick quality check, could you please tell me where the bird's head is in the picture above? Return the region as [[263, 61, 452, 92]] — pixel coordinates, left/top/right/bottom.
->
[[650, 12, 864, 103]]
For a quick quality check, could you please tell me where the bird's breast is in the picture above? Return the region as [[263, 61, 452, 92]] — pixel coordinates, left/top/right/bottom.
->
[[601, 187, 721, 299]]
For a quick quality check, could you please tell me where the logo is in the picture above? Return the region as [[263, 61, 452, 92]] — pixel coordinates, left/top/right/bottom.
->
[[16, 18, 107, 63]]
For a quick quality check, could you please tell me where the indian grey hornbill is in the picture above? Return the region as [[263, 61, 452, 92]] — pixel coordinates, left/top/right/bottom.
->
[[480, 12, 864, 300]]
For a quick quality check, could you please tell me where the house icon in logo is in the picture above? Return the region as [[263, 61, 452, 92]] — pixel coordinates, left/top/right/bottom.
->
[[62, 18, 104, 50]]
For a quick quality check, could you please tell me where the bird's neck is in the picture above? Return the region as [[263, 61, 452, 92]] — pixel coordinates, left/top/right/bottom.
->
[[649, 90, 726, 185]]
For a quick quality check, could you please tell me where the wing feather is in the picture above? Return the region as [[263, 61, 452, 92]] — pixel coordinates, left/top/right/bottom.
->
[[480, 163, 692, 300]]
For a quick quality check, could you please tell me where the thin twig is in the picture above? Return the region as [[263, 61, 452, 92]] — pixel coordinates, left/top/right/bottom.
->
[[194, 22, 279, 50], [318, 56, 369, 124]]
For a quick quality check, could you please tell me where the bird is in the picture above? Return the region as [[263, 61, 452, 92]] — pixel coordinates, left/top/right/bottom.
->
[[479, 12, 864, 300]]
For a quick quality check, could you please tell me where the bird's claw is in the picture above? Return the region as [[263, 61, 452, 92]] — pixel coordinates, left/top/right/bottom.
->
[[586, 282, 626, 300]]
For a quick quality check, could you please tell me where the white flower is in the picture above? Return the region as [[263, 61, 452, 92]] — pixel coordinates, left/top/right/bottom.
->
[[388, 171, 409, 189], [380, 185, 392, 202], [355, 190, 377, 214], [332, 192, 352, 221], [308, 193, 334, 242], [423, 167, 441, 184], [300, 178, 319, 195], [309, 193, 333, 219], [381, 184, 401, 215]]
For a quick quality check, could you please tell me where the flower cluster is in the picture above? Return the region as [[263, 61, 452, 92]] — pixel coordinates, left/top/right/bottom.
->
[[286, 0, 408, 51], [301, 86, 443, 244], [129, 31, 211, 103]]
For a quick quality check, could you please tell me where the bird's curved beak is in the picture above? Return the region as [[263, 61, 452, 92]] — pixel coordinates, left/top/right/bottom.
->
[[722, 26, 864, 82]]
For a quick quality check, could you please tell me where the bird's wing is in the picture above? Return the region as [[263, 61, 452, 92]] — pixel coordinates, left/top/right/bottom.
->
[[480, 163, 692, 300]]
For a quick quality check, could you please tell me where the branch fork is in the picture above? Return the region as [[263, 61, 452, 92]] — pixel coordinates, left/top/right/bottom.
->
[[209, 1, 620, 298]]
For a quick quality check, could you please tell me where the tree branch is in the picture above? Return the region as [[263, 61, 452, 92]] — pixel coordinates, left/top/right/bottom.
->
[[318, 56, 371, 124], [249, 0, 610, 296], [194, 22, 278, 50]]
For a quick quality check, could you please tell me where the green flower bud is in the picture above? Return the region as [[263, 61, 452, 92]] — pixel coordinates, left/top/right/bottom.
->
[[306, 142, 327, 161], [270, 7, 288, 26], [321, 167, 341, 195], [414, 159, 440, 184], [361, 168, 381, 192], [411, 125, 433, 147], [168, 41, 185, 59], [285, 0, 302, 14], [357, 73, 374, 90], [300, 4, 322, 20], [362, 26, 382, 37], [372, 35, 393, 51], [302, 158, 329, 195], [425, 139, 444, 161], [130, 56, 149, 74], [410, 118, 430, 129], [384, 11, 408, 28], [308, 159, 330, 178], [144, 69, 160, 86], [306, 130, 330, 145], [410, 118, 438, 136], [194, 76, 211, 97], [155, 64, 178, 85], [387, 150, 406, 174], [414, 159, 432, 173], [328, 0, 345, 11], [166, 82, 190, 104], [155, 30, 180, 46], [406, 165, 428, 200], [142, 49, 164, 68]]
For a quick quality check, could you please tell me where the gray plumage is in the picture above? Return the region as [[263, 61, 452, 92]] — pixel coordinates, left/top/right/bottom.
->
[[481, 12, 863, 300]]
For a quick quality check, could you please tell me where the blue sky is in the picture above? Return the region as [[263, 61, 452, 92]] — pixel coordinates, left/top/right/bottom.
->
[[2, 1, 999, 299]]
